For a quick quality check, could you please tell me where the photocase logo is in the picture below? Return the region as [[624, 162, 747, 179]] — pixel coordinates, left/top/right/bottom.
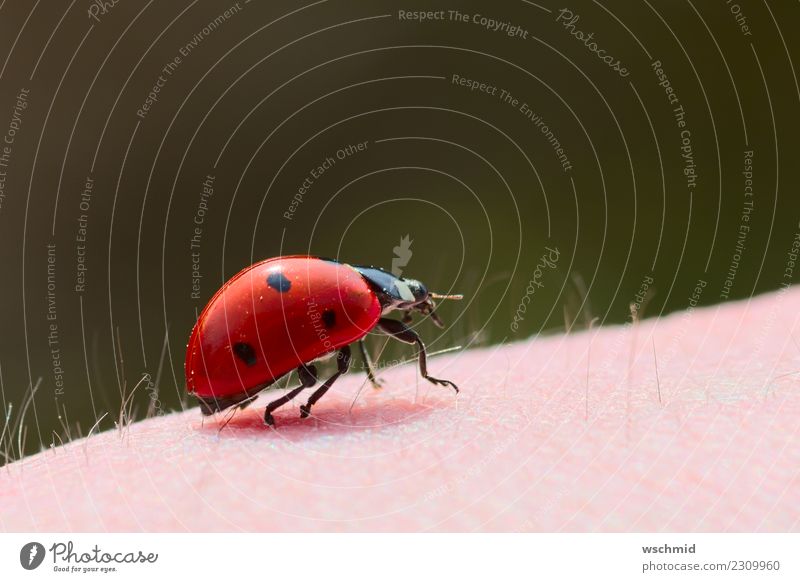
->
[[19, 542, 45, 570], [391, 234, 413, 276]]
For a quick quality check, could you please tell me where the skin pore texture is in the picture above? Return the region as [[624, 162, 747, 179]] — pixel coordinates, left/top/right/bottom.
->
[[1, 288, 798, 532]]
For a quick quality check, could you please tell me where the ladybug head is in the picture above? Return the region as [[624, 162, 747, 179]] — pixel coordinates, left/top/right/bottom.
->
[[402, 282, 463, 328], [352, 265, 462, 328], [398, 278, 429, 306]]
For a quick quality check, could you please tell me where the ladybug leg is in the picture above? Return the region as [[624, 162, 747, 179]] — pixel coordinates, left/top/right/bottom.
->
[[358, 339, 383, 388], [377, 318, 459, 393], [299, 345, 352, 419], [263, 364, 317, 426], [297, 363, 318, 387]]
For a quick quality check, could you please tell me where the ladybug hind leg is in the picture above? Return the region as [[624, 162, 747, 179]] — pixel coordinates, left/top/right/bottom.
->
[[263, 363, 317, 426], [299, 345, 352, 419]]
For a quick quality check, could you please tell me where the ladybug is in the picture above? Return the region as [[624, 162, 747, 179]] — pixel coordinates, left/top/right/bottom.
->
[[185, 255, 462, 425]]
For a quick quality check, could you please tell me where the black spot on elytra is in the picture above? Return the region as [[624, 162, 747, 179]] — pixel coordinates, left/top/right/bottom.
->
[[322, 309, 336, 329], [267, 270, 292, 293], [233, 342, 257, 367]]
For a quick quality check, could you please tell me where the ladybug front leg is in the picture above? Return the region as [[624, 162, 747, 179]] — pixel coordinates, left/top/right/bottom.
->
[[358, 339, 384, 388], [376, 318, 459, 393], [263, 363, 317, 426], [299, 345, 352, 419]]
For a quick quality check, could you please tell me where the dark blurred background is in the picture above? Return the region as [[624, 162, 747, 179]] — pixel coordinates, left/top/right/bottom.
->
[[1, 0, 797, 459]]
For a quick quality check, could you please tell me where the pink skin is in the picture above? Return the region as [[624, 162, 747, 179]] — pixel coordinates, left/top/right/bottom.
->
[[1, 288, 799, 532]]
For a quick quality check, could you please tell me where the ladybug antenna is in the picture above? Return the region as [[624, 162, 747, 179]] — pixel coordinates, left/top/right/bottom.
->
[[429, 293, 463, 300]]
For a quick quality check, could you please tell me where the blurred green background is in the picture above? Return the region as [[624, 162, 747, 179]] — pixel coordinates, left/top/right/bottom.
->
[[0, 0, 798, 459]]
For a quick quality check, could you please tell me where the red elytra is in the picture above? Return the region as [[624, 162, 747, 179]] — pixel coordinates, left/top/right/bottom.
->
[[185, 255, 462, 425]]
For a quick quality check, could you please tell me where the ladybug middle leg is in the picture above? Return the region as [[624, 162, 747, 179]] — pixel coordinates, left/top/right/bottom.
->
[[377, 318, 459, 393], [263, 363, 317, 426], [358, 339, 383, 388], [299, 345, 352, 419]]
